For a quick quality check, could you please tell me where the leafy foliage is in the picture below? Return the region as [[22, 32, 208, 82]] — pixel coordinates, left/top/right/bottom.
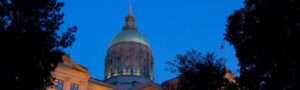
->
[[168, 50, 234, 90], [225, 0, 300, 89], [0, 0, 76, 89]]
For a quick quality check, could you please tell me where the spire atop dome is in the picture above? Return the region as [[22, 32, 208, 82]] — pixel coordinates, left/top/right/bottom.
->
[[123, 0, 137, 31], [128, 0, 133, 16]]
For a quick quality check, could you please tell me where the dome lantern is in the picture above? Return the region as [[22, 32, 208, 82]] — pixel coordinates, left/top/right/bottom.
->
[[123, 0, 137, 31]]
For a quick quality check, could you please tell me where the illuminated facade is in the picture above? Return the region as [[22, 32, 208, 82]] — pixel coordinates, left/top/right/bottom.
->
[[104, 1, 157, 89], [47, 1, 161, 90], [47, 55, 160, 90], [47, 55, 119, 90]]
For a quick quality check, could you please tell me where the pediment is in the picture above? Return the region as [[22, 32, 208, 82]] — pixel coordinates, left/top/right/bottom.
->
[[60, 55, 88, 73]]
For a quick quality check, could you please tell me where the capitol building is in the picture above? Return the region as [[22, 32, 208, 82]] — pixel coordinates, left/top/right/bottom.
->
[[47, 2, 162, 90]]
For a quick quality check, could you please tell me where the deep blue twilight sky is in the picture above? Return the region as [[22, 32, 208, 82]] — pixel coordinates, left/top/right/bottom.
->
[[60, 0, 244, 83]]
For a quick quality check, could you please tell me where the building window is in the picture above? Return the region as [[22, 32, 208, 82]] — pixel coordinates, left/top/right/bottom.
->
[[136, 67, 141, 76], [126, 67, 131, 75], [54, 79, 64, 90], [70, 83, 79, 90], [143, 66, 146, 74], [110, 67, 113, 77], [114, 67, 118, 76]]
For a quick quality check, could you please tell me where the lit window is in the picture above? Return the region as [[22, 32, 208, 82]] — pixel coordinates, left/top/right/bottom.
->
[[70, 83, 79, 90], [54, 79, 64, 90], [123, 68, 126, 75], [137, 68, 141, 76], [128, 67, 132, 75], [114, 69, 118, 76]]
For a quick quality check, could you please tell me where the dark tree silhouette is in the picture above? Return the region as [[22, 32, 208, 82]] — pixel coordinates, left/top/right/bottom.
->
[[225, 0, 300, 89], [167, 50, 236, 90], [0, 0, 76, 89]]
